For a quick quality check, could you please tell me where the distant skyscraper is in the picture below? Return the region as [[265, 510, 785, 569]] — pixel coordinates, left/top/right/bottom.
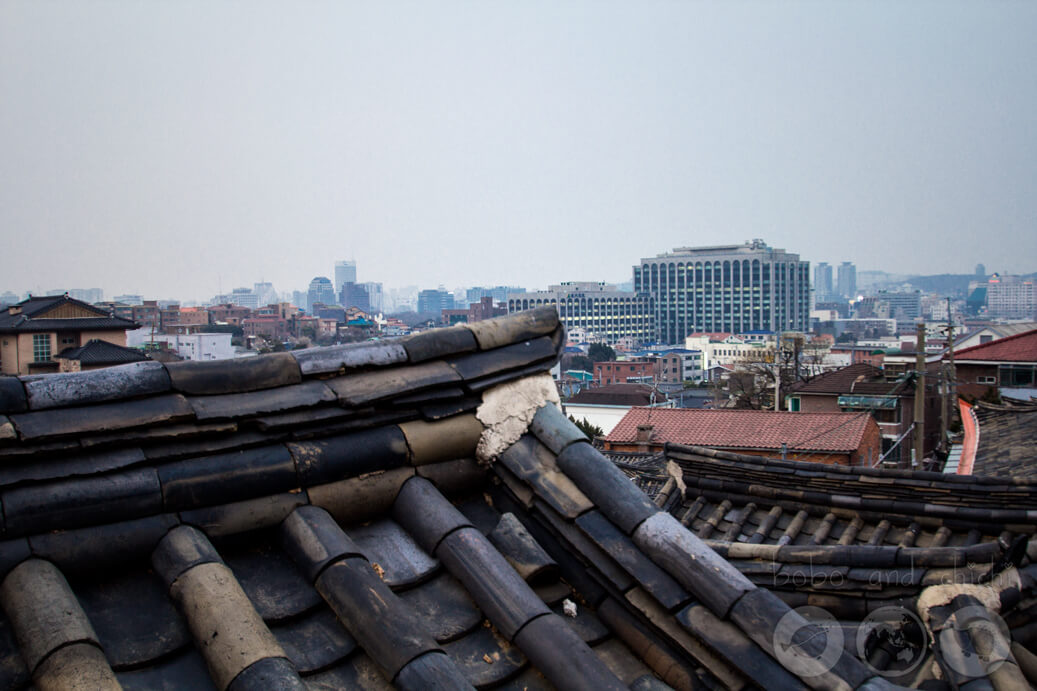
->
[[307, 276, 336, 311], [334, 261, 357, 293], [417, 289, 453, 316], [339, 282, 370, 312], [837, 262, 857, 299], [975, 263, 986, 277], [360, 282, 384, 313], [635, 239, 810, 344], [253, 282, 277, 307], [813, 263, 833, 302]]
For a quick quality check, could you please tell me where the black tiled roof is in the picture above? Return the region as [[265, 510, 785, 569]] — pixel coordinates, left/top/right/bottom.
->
[[972, 399, 1037, 480], [55, 339, 149, 365], [0, 307, 1033, 690], [0, 295, 137, 333]]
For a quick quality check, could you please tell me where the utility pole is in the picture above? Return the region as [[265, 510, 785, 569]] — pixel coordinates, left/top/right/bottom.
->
[[912, 323, 926, 469], [940, 298, 955, 453]]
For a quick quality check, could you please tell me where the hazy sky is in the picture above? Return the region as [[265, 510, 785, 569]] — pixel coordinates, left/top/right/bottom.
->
[[2, 1, 1035, 302]]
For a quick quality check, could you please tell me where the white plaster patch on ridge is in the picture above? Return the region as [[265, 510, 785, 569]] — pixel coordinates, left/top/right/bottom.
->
[[665, 460, 687, 501], [475, 373, 560, 464], [915, 582, 1003, 629]]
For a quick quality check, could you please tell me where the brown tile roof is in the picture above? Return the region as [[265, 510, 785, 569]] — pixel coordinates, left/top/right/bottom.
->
[[566, 383, 662, 406], [953, 327, 1037, 362], [789, 363, 883, 394], [605, 407, 875, 453]]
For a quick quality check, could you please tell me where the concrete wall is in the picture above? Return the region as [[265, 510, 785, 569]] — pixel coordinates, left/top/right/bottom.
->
[[562, 404, 631, 436]]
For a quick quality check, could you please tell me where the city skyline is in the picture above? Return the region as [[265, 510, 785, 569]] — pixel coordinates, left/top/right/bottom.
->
[[2, 2, 1035, 302]]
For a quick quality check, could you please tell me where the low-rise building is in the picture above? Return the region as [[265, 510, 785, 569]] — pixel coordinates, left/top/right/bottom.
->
[[951, 328, 1037, 401], [55, 339, 148, 372], [0, 295, 138, 375], [594, 359, 655, 385], [126, 330, 235, 361], [603, 407, 881, 466], [787, 362, 941, 467], [563, 383, 673, 436]]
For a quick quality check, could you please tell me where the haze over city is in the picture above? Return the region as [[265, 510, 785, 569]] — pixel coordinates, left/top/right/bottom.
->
[[2, 1, 1035, 302]]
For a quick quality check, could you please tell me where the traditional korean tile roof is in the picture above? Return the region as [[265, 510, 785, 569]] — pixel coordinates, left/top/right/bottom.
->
[[970, 399, 1037, 481], [0, 295, 137, 333], [616, 443, 1037, 687], [55, 339, 149, 365], [0, 307, 1033, 690], [606, 407, 877, 453], [953, 328, 1037, 363]]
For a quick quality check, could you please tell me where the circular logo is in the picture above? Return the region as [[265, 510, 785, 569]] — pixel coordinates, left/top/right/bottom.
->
[[856, 606, 927, 678], [772, 605, 845, 678], [937, 605, 1011, 679]]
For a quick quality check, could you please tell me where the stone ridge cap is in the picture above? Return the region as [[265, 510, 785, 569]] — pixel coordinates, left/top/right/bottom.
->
[[665, 442, 1037, 488], [0, 307, 561, 413]]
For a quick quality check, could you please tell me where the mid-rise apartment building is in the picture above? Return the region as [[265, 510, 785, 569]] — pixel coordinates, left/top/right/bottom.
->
[[635, 240, 810, 344], [986, 275, 1036, 320]]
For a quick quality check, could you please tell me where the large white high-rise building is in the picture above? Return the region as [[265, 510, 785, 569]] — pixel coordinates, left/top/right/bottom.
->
[[635, 240, 810, 344]]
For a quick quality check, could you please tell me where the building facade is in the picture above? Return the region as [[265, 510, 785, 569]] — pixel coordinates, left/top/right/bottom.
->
[[635, 240, 810, 344], [417, 289, 454, 316], [837, 262, 857, 299], [307, 277, 337, 312], [813, 262, 833, 303], [507, 282, 655, 346], [0, 295, 138, 374], [334, 261, 357, 293], [339, 282, 370, 312], [986, 276, 1037, 320]]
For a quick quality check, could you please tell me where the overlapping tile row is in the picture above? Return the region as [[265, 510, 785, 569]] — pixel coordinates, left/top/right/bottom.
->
[[490, 403, 906, 691], [0, 309, 679, 690], [0, 309, 562, 538], [606, 440, 1037, 687]]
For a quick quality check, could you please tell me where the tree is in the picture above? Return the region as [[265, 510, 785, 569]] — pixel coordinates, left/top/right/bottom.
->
[[588, 342, 616, 362], [562, 353, 594, 373], [569, 414, 604, 440]]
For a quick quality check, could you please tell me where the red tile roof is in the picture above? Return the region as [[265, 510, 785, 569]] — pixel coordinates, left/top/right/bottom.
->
[[952, 328, 1037, 363], [605, 407, 875, 453]]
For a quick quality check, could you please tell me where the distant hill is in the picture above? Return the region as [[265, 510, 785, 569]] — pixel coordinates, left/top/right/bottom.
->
[[903, 274, 976, 297], [903, 272, 1037, 297]]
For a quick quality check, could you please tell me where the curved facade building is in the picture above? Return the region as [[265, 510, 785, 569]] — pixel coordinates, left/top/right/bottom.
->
[[635, 240, 810, 344]]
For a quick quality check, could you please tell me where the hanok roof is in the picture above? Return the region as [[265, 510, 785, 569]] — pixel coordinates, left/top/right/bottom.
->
[[606, 407, 877, 453], [953, 328, 1037, 363], [55, 339, 149, 365], [0, 295, 137, 333], [0, 307, 1033, 690], [969, 399, 1037, 481], [614, 443, 1037, 687]]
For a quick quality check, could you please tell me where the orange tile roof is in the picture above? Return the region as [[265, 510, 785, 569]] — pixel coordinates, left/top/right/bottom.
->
[[605, 407, 874, 453]]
